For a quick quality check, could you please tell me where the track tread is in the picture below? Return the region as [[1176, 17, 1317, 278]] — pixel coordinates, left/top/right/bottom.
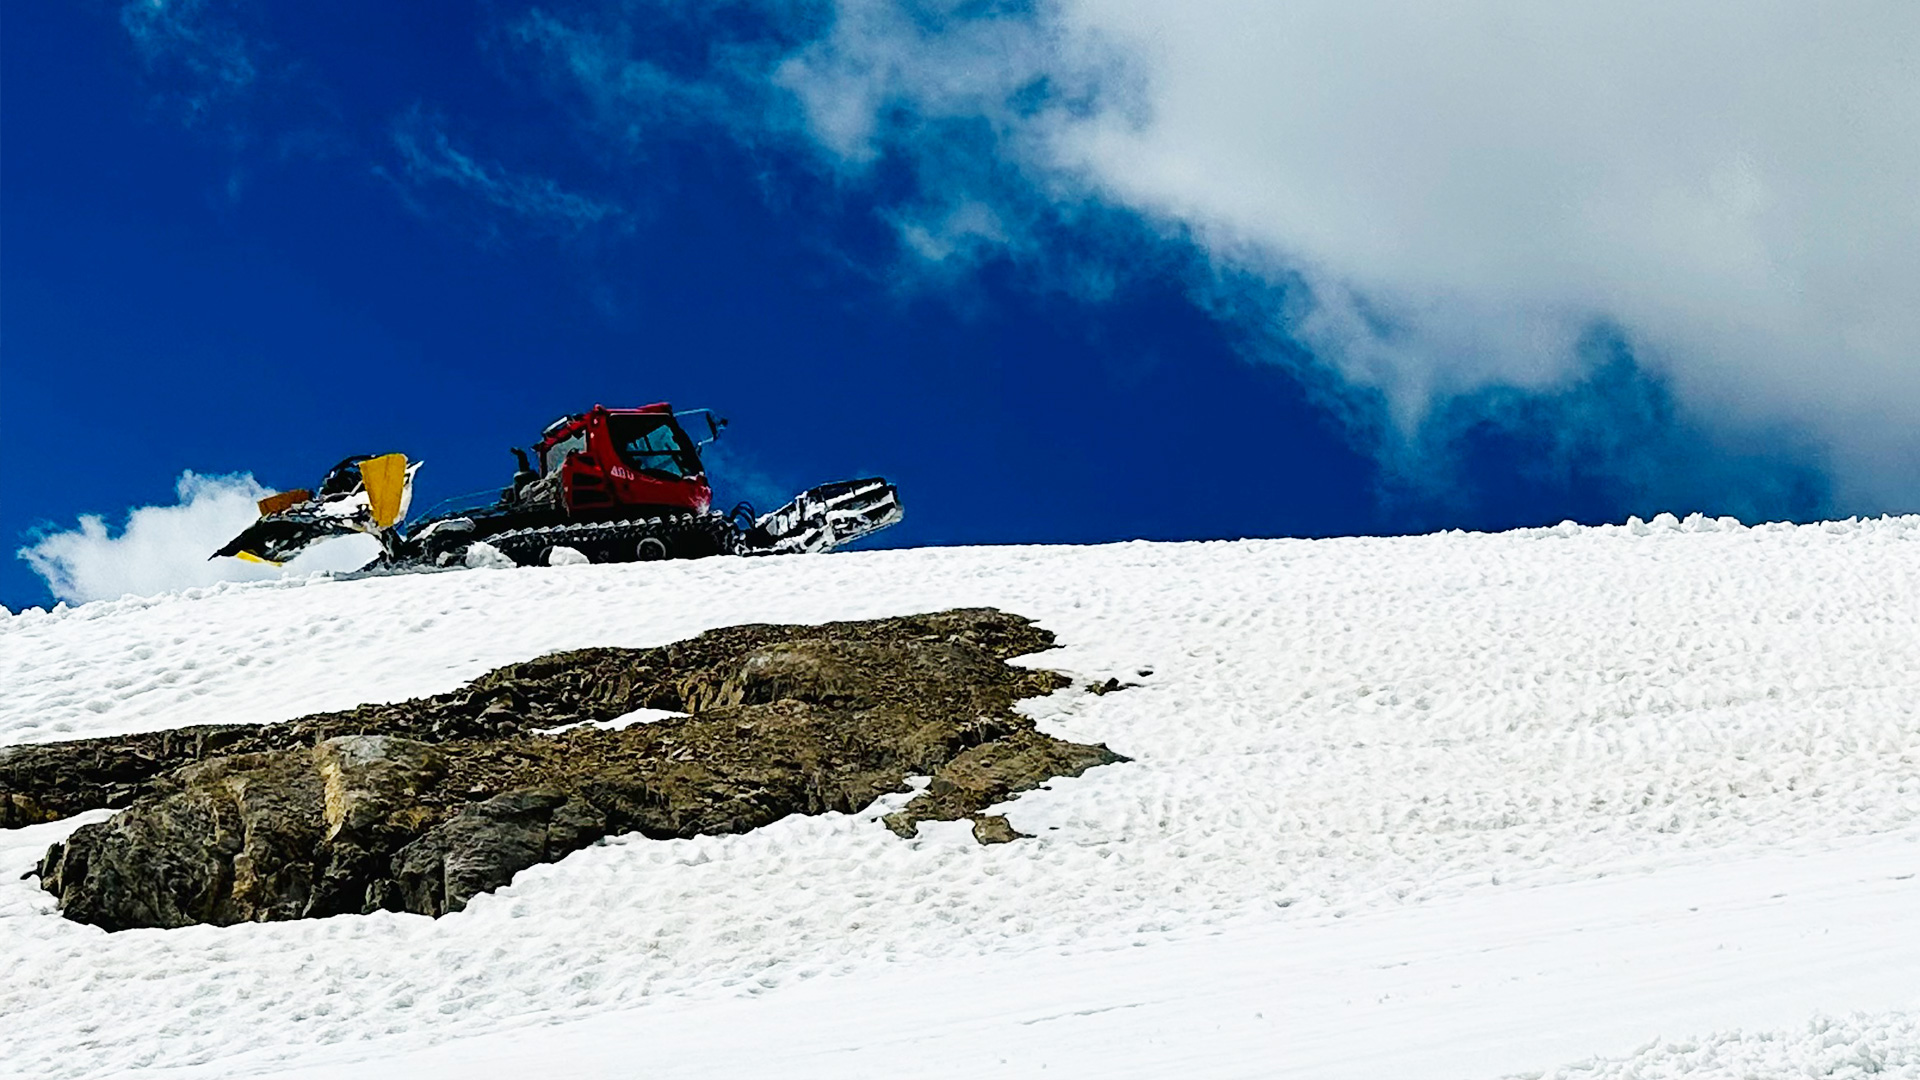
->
[[483, 511, 737, 566]]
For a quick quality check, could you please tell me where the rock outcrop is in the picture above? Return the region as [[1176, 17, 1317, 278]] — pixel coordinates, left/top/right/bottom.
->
[[13, 609, 1129, 930]]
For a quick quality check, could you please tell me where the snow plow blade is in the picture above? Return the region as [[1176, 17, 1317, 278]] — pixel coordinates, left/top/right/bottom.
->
[[744, 478, 904, 555], [212, 515, 362, 565], [211, 454, 419, 565]]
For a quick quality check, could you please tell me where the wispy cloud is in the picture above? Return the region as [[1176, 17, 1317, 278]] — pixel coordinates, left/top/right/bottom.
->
[[119, 0, 261, 125], [110, 5, 622, 243], [18, 473, 380, 606], [505, 7, 756, 147], [507, 1, 1135, 291], [385, 107, 628, 239]]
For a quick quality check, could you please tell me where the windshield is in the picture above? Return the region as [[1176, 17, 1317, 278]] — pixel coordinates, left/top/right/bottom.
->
[[607, 415, 701, 479]]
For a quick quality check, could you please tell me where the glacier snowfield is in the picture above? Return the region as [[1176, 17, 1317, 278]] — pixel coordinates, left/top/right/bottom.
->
[[2, 514, 1917, 1079]]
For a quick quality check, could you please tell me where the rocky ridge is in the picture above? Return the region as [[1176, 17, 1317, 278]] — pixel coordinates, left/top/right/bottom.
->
[[2, 609, 1128, 930]]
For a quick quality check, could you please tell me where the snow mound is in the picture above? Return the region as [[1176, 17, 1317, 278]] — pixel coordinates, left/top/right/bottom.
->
[[463, 541, 515, 570], [545, 545, 589, 567], [1524, 1010, 1920, 1079]]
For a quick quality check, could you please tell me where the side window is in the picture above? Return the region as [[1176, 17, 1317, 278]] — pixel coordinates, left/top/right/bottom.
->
[[542, 431, 586, 474], [621, 425, 689, 477]]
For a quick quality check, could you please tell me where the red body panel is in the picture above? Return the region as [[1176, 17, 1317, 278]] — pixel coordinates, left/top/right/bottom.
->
[[535, 404, 712, 518]]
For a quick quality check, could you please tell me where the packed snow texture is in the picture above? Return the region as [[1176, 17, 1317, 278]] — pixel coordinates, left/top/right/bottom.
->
[[2, 513, 1917, 1078]]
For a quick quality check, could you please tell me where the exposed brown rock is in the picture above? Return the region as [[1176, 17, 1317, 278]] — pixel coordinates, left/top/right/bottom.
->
[[970, 815, 1028, 845], [40, 749, 326, 929], [383, 789, 606, 917], [16, 609, 1129, 930], [882, 729, 1126, 839]]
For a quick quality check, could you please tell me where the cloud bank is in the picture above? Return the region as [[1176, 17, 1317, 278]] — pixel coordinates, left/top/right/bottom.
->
[[18, 473, 381, 607], [524, 0, 1920, 512]]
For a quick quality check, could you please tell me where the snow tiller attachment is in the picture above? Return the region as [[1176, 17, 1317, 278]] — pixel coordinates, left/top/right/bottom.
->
[[212, 404, 903, 570], [212, 453, 420, 565]]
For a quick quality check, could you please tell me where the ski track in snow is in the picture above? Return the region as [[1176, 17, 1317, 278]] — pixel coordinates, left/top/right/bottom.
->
[[2, 513, 1917, 1078]]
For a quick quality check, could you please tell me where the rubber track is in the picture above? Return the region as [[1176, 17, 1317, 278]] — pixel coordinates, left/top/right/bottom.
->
[[482, 512, 738, 566]]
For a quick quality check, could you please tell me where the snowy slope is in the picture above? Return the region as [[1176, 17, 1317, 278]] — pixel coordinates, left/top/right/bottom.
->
[[2, 513, 1918, 1078]]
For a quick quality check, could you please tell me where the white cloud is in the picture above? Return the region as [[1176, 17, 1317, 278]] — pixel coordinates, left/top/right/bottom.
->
[[1053, 2, 1918, 495], [18, 473, 381, 606], [753, 0, 1920, 511]]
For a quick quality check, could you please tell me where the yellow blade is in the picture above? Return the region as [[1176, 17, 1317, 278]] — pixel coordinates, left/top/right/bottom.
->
[[360, 453, 408, 529], [234, 550, 284, 567]]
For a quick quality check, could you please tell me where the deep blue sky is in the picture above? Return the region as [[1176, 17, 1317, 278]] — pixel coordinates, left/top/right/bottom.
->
[[0, 1, 1834, 608]]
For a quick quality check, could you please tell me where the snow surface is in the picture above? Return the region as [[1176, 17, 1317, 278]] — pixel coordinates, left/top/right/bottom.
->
[[3, 512, 1918, 1078]]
